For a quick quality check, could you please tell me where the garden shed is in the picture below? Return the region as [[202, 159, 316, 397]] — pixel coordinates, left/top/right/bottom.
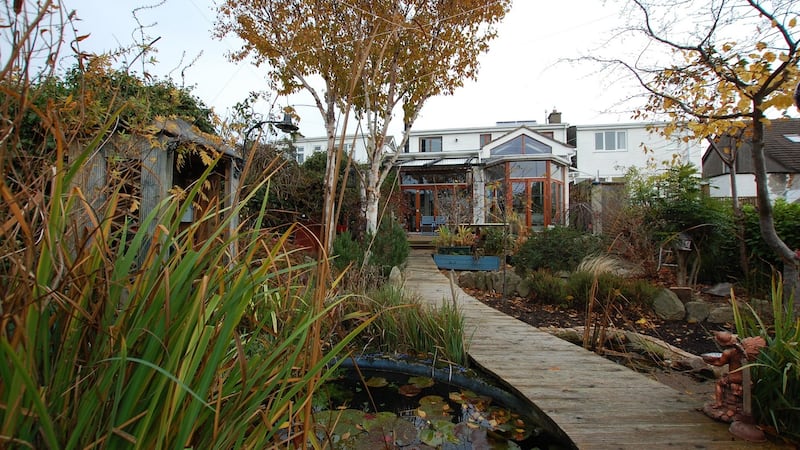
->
[[71, 117, 241, 256]]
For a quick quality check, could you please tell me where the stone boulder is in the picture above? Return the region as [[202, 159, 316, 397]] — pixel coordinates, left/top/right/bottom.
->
[[389, 266, 403, 288], [516, 278, 532, 298], [684, 301, 711, 324], [491, 271, 521, 296], [707, 305, 735, 324], [458, 271, 477, 290], [704, 282, 734, 298], [475, 272, 489, 291], [653, 288, 686, 321]]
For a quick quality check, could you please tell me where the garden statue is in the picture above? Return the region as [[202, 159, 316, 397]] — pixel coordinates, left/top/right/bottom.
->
[[702, 331, 767, 441]]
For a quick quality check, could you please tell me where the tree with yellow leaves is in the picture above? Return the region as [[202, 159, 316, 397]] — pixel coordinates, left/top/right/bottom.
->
[[214, 0, 510, 249], [603, 0, 800, 307]]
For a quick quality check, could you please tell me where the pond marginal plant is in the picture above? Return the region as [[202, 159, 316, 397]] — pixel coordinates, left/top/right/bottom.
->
[[732, 276, 800, 442], [0, 124, 377, 448]]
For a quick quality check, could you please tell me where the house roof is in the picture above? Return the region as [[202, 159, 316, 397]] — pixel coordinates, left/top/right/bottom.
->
[[153, 118, 239, 159], [762, 118, 800, 172], [703, 118, 800, 177]]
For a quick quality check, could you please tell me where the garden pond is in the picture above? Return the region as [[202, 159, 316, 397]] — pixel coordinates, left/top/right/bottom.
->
[[310, 355, 576, 449]]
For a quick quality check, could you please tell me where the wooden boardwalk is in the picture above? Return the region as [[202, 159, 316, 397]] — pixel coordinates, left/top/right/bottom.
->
[[403, 249, 791, 449]]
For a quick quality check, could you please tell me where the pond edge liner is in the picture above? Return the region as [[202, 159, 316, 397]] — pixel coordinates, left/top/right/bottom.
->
[[329, 354, 578, 449]]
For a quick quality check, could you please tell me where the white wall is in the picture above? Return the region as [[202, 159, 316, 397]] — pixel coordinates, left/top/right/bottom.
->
[[573, 123, 704, 182], [293, 135, 375, 163], [707, 173, 800, 203], [406, 122, 569, 154]]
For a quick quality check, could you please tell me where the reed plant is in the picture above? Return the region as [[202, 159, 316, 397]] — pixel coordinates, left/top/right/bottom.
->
[[336, 285, 470, 366], [732, 277, 800, 441], [0, 131, 374, 447]]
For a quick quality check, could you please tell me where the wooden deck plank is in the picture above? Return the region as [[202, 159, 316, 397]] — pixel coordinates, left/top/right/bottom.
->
[[403, 250, 791, 449]]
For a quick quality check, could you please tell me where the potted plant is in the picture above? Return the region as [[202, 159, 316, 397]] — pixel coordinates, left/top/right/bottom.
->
[[432, 225, 500, 271], [432, 225, 474, 255]]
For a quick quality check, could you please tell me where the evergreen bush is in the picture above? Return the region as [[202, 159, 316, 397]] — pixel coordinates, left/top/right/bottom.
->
[[514, 226, 604, 275], [522, 270, 570, 306], [332, 230, 364, 272], [743, 199, 800, 283], [367, 217, 410, 274], [567, 271, 626, 310]]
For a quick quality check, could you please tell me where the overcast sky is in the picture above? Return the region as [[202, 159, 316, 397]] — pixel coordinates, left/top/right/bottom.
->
[[68, 0, 651, 137]]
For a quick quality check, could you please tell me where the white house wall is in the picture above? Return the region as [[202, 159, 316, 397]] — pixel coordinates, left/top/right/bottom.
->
[[407, 123, 569, 154], [708, 173, 800, 203], [573, 123, 704, 182], [294, 136, 371, 163], [706, 174, 758, 199]]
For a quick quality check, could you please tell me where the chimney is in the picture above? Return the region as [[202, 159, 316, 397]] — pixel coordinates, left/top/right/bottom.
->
[[547, 108, 562, 124]]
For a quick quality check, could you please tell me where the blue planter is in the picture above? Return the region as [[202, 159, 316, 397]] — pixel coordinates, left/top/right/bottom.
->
[[432, 254, 500, 271], [436, 246, 472, 255]]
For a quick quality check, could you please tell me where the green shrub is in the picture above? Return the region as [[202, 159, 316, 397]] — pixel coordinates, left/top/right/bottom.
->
[[567, 271, 626, 310], [522, 270, 570, 306], [367, 217, 410, 274], [733, 279, 800, 441], [480, 226, 513, 256], [743, 199, 800, 286], [514, 226, 605, 275], [619, 278, 660, 307], [332, 230, 364, 272]]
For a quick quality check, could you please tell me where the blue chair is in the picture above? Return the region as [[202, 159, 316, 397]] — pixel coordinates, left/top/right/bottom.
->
[[434, 216, 447, 229], [420, 215, 435, 232]]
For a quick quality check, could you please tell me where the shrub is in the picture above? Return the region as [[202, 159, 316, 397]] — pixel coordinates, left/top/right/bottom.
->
[[522, 270, 570, 306], [619, 278, 660, 307], [514, 226, 605, 275], [366, 216, 410, 274], [480, 226, 513, 256], [743, 199, 800, 288], [567, 271, 626, 310], [332, 230, 364, 272]]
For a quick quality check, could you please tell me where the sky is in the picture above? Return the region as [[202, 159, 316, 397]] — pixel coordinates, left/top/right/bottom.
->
[[67, 0, 644, 138]]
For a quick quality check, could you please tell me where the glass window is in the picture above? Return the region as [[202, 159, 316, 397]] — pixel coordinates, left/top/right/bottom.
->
[[594, 131, 627, 150], [550, 163, 564, 181], [419, 136, 442, 152], [313, 145, 322, 152], [617, 131, 626, 149], [530, 182, 544, 227], [492, 135, 551, 156], [399, 170, 467, 185], [510, 161, 546, 178], [594, 133, 604, 150], [480, 133, 492, 147], [485, 164, 506, 182], [605, 131, 617, 150], [551, 182, 563, 225]]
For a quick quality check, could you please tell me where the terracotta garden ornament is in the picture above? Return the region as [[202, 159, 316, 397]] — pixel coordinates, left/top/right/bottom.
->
[[702, 331, 767, 441]]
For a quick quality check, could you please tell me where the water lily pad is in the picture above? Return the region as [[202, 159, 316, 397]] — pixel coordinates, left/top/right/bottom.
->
[[364, 376, 388, 388], [361, 412, 417, 445], [314, 409, 367, 447], [420, 420, 458, 446], [408, 375, 435, 388], [416, 395, 451, 420], [397, 384, 422, 397]]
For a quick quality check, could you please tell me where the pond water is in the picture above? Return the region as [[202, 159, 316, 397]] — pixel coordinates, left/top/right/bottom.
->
[[313, 356, 576, 450]]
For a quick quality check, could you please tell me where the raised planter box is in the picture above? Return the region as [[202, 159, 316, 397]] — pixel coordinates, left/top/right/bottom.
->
[[432, 254, 500, 271], [436, 246, 472, 255]]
